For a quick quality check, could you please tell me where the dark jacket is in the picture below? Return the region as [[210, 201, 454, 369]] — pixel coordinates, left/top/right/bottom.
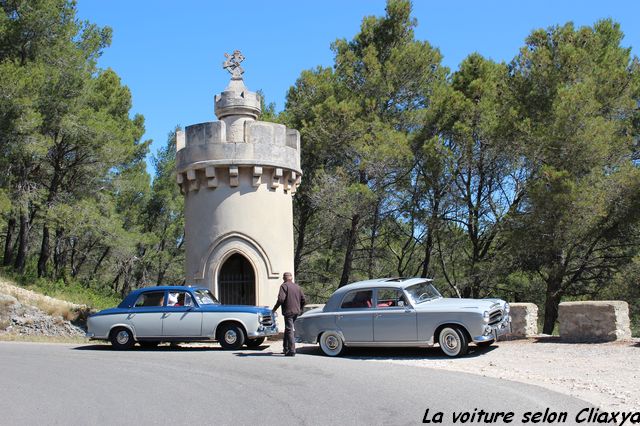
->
[[273, 281, 306, 317]]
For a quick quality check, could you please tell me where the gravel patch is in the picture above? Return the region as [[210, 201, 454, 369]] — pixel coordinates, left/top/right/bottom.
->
[[267, 338, 640, 411]]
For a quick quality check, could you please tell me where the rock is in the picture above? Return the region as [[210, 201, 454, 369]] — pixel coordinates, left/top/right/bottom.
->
[[508, 303, 538, 338], [558, 301, 632, 342], [0, 291, 85, 338]]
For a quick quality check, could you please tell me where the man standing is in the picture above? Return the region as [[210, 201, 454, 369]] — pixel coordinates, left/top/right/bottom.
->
[[272, 272, 305, 357]]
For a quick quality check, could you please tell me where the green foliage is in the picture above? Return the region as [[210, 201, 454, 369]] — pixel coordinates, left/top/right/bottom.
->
[[286, 1, 640, 334], [506, 19, 640, 333]]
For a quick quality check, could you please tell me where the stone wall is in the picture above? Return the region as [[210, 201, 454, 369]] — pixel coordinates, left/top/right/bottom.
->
[[508, 303, 538, 338], [558, 301, 632, 342]]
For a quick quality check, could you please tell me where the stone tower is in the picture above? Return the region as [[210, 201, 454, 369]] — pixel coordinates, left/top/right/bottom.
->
[[176, 51, 301, 309]]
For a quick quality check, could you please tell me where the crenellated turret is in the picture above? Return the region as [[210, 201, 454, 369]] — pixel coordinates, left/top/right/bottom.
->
[[176, 50, 301, 194], [176, 51, 301, 316]]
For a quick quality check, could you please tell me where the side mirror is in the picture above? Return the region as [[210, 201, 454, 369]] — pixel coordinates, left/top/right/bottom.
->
[[398, 301, 405, 307]]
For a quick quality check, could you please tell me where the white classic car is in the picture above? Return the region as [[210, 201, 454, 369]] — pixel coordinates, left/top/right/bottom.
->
[[295, 278, 511, 357], [86, 286, 278, 349]]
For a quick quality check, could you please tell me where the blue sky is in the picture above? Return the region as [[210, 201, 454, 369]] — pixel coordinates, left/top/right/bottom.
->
[[76, 1, 640, 174]]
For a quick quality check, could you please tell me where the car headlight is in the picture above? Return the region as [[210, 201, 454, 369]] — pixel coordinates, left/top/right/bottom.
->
[[504, 303, 510, 313], [483, 311, 489, 321]]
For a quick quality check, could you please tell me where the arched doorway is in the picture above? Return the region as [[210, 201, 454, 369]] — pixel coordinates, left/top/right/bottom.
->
[[218, 253, 256, 305]]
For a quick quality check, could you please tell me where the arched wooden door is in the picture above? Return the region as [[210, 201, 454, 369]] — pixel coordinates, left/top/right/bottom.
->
[[218, 253, 256, 305]]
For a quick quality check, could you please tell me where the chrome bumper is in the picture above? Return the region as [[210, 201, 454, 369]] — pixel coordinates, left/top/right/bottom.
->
[[248, 324, 278, 338], [473, 315, 512, 342]]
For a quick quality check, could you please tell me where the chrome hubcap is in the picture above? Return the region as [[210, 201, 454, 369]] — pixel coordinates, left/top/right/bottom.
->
[[444, 333, 458, 350], [116, 331, 130, 345], [224, 330, 237, 344], [326, 335, 339, 351]]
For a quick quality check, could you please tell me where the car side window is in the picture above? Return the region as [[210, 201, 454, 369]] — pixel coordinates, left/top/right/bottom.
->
[[167, 291, 194, 307], [134, 291, 165, 307], [376, 288, 405, 308], [340, 290, 373, 309]]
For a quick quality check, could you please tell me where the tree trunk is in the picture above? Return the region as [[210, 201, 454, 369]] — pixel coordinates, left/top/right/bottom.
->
[[37, 224, 51, 277], [13, 211, 29, 273], [37, 156, 62, 278], [421, 195, 440, 278], [3, 216, 16, 266], [90, 247, 110, 280], [339, 213, 360, 287], [543, 275, 563, 335], [53, 228, 67, 279], [157, 268, 165, 287], [367, 200, 382, 279], [293, 203, 310, 274]]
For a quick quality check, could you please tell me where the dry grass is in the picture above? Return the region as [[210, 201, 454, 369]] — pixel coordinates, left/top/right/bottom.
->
[[0, 280, 87, 322]]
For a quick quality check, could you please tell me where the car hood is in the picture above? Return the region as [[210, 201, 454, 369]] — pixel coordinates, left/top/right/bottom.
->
[[414, 297, 503, 312]]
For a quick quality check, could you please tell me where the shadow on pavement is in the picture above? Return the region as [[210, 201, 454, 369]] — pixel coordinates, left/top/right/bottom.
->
[[233, 351, 282, 357], [74, 343, 276, 352], [532, 335, 640, 346], [293, 344, 498, 360]]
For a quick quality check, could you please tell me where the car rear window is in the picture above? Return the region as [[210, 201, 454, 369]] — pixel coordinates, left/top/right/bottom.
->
[[134, 291, 165, 307], [340, 290, 373, 309]]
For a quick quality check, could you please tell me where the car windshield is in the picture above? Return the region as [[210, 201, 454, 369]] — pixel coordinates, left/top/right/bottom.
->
[[193, 289, 220, 305], [404, 282, 442, 304]]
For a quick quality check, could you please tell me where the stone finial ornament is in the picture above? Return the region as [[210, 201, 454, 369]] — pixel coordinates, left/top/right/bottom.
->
[[223, 50, 245, 79]]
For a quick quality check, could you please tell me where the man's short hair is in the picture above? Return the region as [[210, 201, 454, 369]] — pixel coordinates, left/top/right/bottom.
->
[[283, 272, 292, 279]]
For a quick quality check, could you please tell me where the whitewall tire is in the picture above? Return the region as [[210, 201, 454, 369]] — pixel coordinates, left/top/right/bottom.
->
[[319, 331, 344, 357]]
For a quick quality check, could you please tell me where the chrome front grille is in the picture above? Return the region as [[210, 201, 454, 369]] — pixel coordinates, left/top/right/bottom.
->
[[260, 313, 274, 327], [489, 310, 503, 325]]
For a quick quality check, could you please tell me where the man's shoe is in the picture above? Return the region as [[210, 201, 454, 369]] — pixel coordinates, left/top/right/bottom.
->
[[285, 352, 296, 357]]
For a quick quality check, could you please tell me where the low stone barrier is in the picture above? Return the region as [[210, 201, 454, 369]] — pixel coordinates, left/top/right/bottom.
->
[[508, 303, 538, 338], [558, 301, 632, 342]]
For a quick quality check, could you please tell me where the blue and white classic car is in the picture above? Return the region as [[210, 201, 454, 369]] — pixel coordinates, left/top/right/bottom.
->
[[295, 278, 511, 357], [86, 286, 277, 350]]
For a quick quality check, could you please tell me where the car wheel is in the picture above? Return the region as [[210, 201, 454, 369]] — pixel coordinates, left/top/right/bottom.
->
[[110, 327, 134, 350], [139, 341, 160, 348], [245, 337, 266, 348], [319, 331, 344, 357], [218, 323, 246, 350], [476, 339, 495, 348], [438, 326, 468, 357]]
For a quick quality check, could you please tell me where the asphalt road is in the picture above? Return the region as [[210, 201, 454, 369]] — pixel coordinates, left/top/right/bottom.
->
[[0, 341, 592, 425]]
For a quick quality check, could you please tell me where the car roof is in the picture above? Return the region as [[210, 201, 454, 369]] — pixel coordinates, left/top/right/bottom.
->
[[118, 286, 209, 307], [324, 277, 433, 311], [339, 277, 431, 291], [128, 285, 206, 295]]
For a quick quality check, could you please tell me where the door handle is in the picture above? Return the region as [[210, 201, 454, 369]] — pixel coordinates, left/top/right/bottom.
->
[[162, 313, 169, 319], [375, 313, 382, 318]]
